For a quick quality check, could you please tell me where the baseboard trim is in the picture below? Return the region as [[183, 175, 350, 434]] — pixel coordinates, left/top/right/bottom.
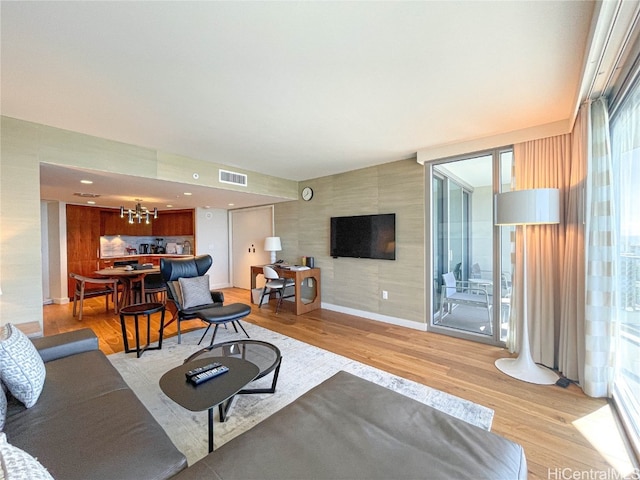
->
[[321, 303, 427, 331]]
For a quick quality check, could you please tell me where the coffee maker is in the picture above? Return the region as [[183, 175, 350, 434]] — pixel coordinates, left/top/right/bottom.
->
[[139, 243, 150, 254]]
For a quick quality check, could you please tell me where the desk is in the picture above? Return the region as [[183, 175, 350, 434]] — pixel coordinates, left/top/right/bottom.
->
[[250, 265, 321, 315], [95, 266, 161, 307]]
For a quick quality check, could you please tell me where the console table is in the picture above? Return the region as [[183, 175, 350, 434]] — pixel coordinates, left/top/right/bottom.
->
[[250, 265, 321, 315]]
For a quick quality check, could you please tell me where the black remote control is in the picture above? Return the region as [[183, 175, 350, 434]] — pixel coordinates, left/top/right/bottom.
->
[[185, 362, 223, 379], [188, 365, 229, 385]]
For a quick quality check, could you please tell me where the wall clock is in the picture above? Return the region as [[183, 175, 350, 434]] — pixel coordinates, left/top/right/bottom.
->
[[302, 187, 314, 201]]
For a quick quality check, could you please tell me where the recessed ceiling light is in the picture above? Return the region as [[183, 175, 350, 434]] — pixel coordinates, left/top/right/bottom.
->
[[80, 179, 93, 184], [87, 201, 96, 205], [184, 192, 192, 196], [228, 203, 235, 206], [166, 204, 173, 208]]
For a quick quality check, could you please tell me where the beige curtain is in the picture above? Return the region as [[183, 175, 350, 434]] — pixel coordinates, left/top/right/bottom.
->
[[512, 135, 573, 368], [558, 104, 588, 381]]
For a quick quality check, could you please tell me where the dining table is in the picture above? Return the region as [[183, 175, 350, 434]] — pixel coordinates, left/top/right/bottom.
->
[[94, 265, 161, 308]]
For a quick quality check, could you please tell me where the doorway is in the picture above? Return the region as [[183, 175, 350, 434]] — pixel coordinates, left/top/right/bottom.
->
[[230, 206, 274, 290], [429, 149, 513, 344]]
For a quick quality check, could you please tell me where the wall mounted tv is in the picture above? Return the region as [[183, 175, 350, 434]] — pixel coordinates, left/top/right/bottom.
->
[[330, 213, 396, 260]]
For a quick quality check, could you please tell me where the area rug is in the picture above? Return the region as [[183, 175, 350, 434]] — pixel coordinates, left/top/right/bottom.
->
[[108, 322, 494, 465]]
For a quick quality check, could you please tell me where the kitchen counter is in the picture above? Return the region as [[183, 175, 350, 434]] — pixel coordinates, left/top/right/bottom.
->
[[100, 254, 194, 259]]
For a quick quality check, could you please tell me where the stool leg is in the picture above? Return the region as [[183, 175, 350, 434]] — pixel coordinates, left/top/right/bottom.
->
[[120, 314, 130, 354], [198, 323, 212, 346], [158, 308, 165, 349], [134, 314, 141, 358], [208, 324, 221, 347], [234, 320, 250, 339], [145, 313, 152, 349]]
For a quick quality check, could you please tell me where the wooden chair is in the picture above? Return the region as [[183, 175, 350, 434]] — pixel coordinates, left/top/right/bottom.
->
[[69, 273, 119, 321]]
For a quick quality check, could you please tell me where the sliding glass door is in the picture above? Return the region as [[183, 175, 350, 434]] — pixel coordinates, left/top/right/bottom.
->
[[430, 150, 512, 343]]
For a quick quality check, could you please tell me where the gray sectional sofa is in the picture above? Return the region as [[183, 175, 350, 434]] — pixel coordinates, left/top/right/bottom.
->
[[3, 328, 187, 480], [2, 328, 527, 479]]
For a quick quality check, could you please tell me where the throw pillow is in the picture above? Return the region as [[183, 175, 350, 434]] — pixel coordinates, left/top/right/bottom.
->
[[0, 432, 54, 480], [0, 385, 6, 432], [0, 324, 46, 408], [178, 275, 212, 309]]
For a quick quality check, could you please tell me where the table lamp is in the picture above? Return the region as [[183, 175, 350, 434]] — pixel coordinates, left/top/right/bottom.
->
[[494, 188, 560, 385], [264, 237, 282, 264]]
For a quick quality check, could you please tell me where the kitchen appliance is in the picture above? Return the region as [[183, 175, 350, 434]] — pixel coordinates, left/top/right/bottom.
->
[[166, 242, 177, 254], [155, 238, 165, 254], [139, 243, 150, 254], [183, 240, 192, 255]]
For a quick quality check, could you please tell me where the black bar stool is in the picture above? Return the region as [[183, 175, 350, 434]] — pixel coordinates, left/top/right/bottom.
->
[[119, 302, 166, 358]]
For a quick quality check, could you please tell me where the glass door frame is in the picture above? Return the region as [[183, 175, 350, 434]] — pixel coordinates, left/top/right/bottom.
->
[[425, 148, 511, 346]]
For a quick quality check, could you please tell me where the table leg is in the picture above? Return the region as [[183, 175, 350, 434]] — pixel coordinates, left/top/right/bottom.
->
[[134, 314, 141, 358], [208, 407, 214, 452]]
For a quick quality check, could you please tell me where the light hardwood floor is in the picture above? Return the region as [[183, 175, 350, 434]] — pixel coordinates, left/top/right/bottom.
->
[[43, 288, 624, 479]]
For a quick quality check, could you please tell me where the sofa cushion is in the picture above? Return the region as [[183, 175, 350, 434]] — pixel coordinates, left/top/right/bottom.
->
[[178, 275, 212, 309], [0, 432, 53, 480], [0, 325, 45, 408], [3, 349, 187, 480], [174, 371, 527, 480]]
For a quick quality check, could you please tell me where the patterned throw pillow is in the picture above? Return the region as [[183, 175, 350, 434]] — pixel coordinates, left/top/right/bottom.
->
[[0, 432, 54, 480], [0, 385, 6, 432], [0, 324, 46, 408], [178, 275, 212, 309]]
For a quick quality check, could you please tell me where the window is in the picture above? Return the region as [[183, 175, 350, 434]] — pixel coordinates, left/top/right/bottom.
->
[[611, 77, 640, 455]]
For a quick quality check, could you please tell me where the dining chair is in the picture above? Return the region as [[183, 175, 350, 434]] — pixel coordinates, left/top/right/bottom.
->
[[133, 273, 167, 304], [258, 266, 295, 313], [69, 273, 119, 321]]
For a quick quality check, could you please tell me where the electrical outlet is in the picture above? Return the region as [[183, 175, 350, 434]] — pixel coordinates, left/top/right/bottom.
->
[[382, 290, 388, 300]]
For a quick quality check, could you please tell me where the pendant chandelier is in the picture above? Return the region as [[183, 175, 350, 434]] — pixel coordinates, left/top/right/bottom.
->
[[120, 202, 158, 224]]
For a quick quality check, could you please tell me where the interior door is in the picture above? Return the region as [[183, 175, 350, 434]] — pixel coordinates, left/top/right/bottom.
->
[[230, 206, 273, 290]]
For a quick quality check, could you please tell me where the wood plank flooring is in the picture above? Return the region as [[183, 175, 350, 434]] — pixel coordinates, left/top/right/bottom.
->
[[43, 288, 625, 479]]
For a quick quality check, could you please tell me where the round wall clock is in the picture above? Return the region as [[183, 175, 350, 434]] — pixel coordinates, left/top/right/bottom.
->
[[302, 187, 314, 201]]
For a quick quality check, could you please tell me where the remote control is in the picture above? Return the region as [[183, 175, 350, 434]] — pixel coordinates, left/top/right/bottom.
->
[[185, 362, 223, 379], [188, 365, 229, 385]]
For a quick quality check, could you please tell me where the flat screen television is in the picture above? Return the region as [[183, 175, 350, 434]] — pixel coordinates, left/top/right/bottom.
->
[[330, 213, 396, 260]]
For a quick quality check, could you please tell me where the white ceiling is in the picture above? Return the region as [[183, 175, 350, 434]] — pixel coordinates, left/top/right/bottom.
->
[[2, 1, 598, 208]]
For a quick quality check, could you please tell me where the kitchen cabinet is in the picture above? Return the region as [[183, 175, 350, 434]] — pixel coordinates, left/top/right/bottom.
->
[[67, 204, 102, 298], [100, 208, 194, 236], [152, 209, 194, 236], [101, 209, 152, 236]]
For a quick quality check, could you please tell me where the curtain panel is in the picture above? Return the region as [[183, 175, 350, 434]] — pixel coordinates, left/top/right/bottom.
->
[[514, 99, 616, 397], [584, 98, 617, 398], [508, 117, 586, 379]]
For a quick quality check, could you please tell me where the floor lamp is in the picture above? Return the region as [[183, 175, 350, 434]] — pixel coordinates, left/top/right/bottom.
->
[[494, 188, 560, 385]]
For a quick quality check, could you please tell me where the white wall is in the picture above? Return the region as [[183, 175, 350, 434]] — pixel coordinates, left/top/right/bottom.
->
[[195, 208, 230, 289]]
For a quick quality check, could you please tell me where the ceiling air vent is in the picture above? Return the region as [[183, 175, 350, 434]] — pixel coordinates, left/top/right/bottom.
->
[[219, 169, 247, 187], [73, 192, 101, 198]]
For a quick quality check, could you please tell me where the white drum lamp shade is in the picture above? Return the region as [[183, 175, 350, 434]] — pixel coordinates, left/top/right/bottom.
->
[[264, 237, 282, 264], [494, 188, 560, 385]]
